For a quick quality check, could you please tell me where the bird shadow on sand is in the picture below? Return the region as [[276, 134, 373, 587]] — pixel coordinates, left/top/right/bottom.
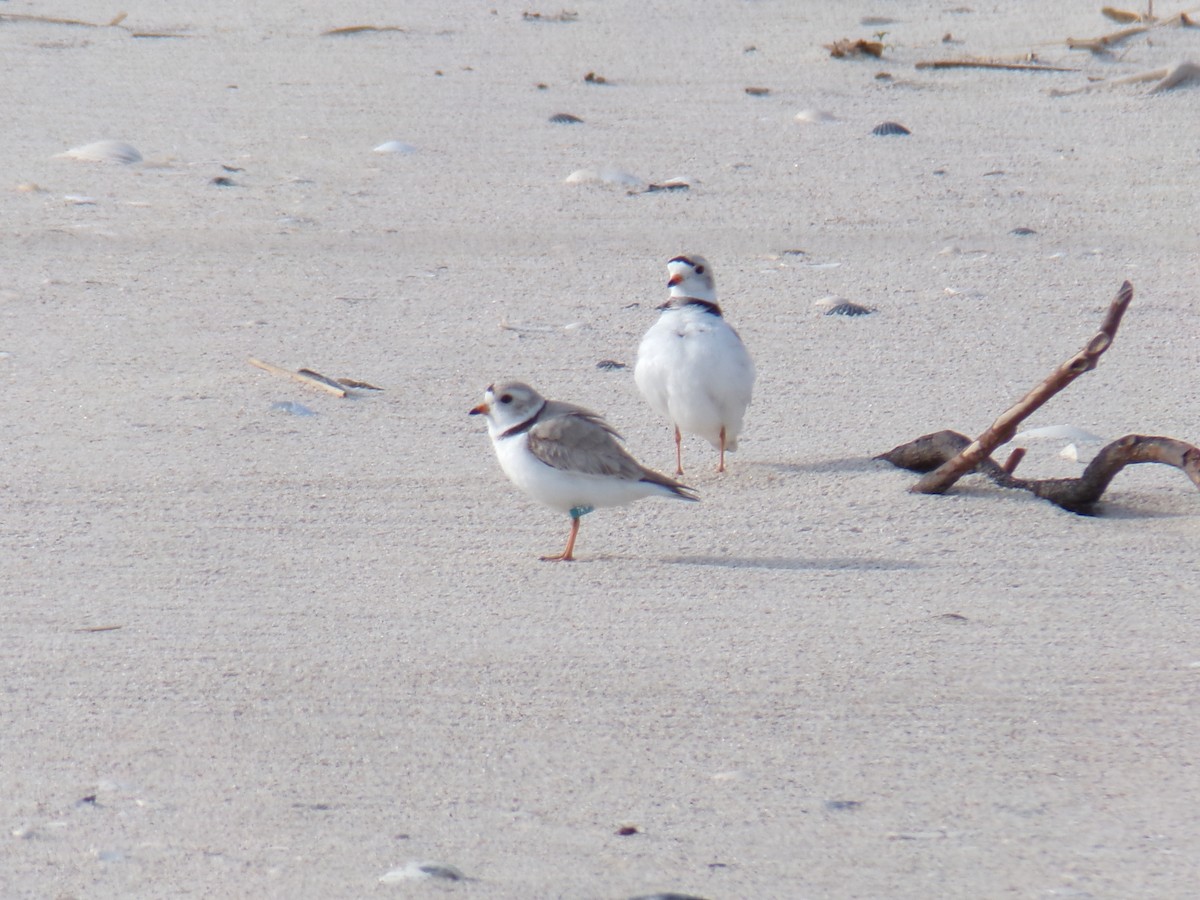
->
[[665, 555, 924, 571], [750, 456, 880, 475]]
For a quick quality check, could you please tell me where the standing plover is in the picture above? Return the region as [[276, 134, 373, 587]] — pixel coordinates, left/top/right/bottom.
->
[[635, 255, 755, 474], [470, 381, 697, 561]]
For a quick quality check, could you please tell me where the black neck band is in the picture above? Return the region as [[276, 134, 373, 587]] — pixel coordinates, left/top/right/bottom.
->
[[499, 400, 548, 439]]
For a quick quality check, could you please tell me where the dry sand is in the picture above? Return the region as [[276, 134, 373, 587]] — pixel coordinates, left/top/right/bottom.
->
[[3, 1, 1200, 897]]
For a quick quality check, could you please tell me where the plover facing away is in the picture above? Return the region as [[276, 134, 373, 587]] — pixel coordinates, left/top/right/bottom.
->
[[635, 255, 756, 474], [470, 381, 697, 561]]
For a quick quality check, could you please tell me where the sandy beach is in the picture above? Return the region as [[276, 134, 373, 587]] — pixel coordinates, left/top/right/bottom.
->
[[3, 1, 1199, 896]]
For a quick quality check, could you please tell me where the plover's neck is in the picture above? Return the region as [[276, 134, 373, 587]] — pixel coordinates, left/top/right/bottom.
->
[[663, 297, 722, 317], [498, 400, 548, 439]]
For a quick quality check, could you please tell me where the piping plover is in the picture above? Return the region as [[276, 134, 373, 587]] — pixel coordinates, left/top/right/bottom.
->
[[470, 381, 698, 561], [634, 255, 756, 474]]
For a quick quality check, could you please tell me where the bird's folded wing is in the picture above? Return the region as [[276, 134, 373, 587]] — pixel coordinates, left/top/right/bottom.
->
[[527, 412, 642, 478]]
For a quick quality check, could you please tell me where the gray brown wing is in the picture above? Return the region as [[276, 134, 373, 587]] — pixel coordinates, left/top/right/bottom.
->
[[527, 410, 646, 479]]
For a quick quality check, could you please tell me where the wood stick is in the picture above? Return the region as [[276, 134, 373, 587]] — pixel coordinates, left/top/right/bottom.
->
[[911, 282, 1133, 495], [878, 432, 1200, 514], [1002, 447, 1027, 474], [915, 60, 1077, 72], [1004, 435, 1200, 513], [1066, 24, 1150, 50], [248, 357, 348, 397], [0, 12, 125, 27]]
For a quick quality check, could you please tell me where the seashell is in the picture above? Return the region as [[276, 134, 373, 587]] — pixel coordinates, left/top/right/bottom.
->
[[794, 108, 839, 125], [595, 359, 627, 370], [379, 861, 465, 883], [871, 121, 910, 136], [1009, 226, 1037, 236], [744, 86, 770, 96], [548, 112, 583, 124], [564, 168, 643, 187], [63, 194, 97, 205], [642, 176, 690, 192], [522, 10, 578, 22], [824, 301, 874, 317], [1059, 442, 1099, 464], [814, 296, 873, 316], [628, 894, 712, 900], [599, 168, 643, 186], [55, 140, 142, 164], [373, 140, 417, 154]]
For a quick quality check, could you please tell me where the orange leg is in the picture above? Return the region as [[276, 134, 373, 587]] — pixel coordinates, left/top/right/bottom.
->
[[540, 515, 580, 562], [674, 426, 684, 476], [717, 426, 727, 473]]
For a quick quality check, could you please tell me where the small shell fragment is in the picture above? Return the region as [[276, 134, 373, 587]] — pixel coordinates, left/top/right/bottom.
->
[[55, 140, 143, 164], [549, 112, 584, 124], [379, 861, 466, 883], [639, 176, 691, 193], [794, 108, 840, 125], [373, 140, 417, 154], [564, 168, 643, 187], [1010, 226, 1037, 236], [871, 121, 910, 136]]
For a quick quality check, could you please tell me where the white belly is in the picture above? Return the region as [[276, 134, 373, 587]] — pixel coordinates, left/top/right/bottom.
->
[[635, 311, 755, 448], [493, 434, 664, 512]]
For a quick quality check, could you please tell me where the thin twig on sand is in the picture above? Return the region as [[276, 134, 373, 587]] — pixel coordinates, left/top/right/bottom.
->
[[248, 358, 349, 397]]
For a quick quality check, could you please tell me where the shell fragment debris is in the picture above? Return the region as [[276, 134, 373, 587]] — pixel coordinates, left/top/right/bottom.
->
[[379, 861, 466, 883], [373, 140, 417, 154], [54, 140, 142, 165]]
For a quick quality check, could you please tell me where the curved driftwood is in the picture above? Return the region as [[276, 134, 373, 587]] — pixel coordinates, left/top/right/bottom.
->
[[877, 281, 1200, 514], [877, 431, 1200, 514], [912, 281, 1133, 495]]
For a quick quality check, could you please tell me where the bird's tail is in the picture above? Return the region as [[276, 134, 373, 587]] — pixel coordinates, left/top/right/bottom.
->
[[642, 471, 699, 502]]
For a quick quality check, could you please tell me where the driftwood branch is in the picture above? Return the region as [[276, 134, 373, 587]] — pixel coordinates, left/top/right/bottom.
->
[[911, 281, 1133, 495], [915, 59, 1077, 72], [876, 280, 1200, 513], [878, 431, 1200, 514]]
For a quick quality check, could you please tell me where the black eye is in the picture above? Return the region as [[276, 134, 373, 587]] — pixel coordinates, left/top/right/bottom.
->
[[499, 394, 513, 404], [695, 265, 705, 274]]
